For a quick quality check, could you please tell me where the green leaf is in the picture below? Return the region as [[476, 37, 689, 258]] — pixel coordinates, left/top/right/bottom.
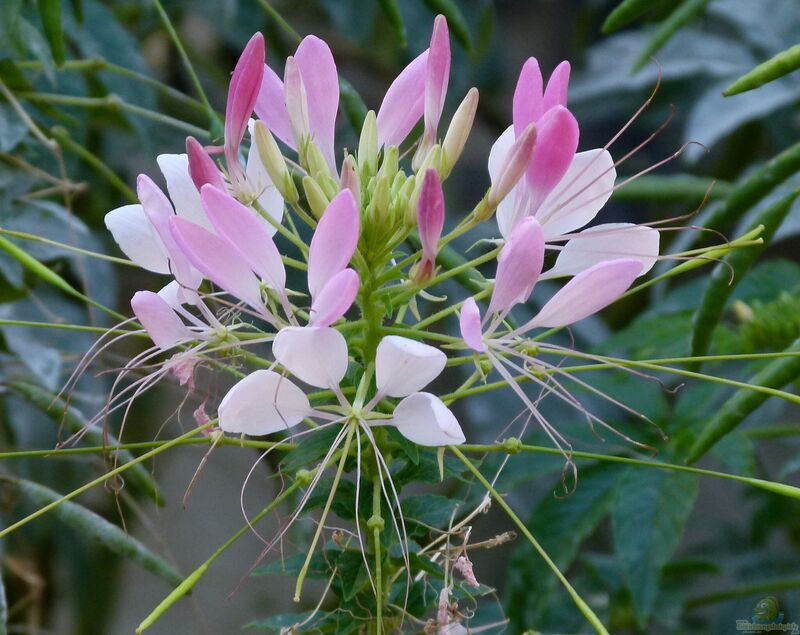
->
[[421, 0, 473, 53], [5, 380, 162, 504], [338, 77, 368, 134], [602, 0, 659, 33], [37, 0, 66, 67], [725, 44, 800, 96], [633, 0, 712, 72], [3, 478, 182, 586], [611, 174, 731, 203], [376, 0, 407, 47], [687, 337, 800, 463], [612, 468, 698, 627], [280, 425, 341, 472], [506, 464, 621, 626], [400, 494, 460, 529], [252, 551, 336, 580], [245, 611, 328, 631], [690, 190, 800, 364], [335, 549, 367, 601]]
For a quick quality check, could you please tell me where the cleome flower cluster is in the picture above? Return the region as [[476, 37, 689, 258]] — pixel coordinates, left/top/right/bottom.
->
[[102, 16, 661, 464]]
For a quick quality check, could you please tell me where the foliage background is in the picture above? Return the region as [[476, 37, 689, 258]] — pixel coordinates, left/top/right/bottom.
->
[[0, 0, 799, 633]]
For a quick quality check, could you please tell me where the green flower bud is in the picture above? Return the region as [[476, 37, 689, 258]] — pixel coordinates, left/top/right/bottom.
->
[[302, 176, 330, 219], [441, 87, 479, 179], [358, 110, 378, 176], [253, 121, 299, 204]]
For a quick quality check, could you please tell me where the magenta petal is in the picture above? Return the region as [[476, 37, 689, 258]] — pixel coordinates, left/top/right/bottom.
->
[[541, 60, 571, 113], [307, 189, 360, 298], [525, 105, 579, 210], [225, 33, 265, 165], [295, 35, 339, 171], [488, 217, 545, 314], [137, 175, 202, 289], [200, 185, 286, 291], [186, 136, 226, 192], [459, 297, 486, 352], [131, 290, 195, 350], [255, 63, 295, 149], [512, 57, 543, 137], [417, 168, 445, 264], [424, 15, 450, 139], [376, 50, 429, 148], [526, 258, 642, 329], [169, 216, 266, 314], [309, 268, 359, 327]]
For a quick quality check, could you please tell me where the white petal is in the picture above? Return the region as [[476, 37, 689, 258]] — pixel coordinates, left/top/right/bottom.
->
[[487, 125, 514, 184], [388, 392, 465, 446], [272, 326, 348, 389], [104, 204, 170, 273], [537, 149, 616, 239], [375, 336, 446, 398], [541, 223, 660, 280], [219, 369, 311, 436], [156, 154, 213, 230]]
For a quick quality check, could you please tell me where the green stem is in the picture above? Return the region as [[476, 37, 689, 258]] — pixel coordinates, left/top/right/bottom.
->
[[449, 446, 610, 635], [0, 227, 137, 266], [0, 422, 215, 538], [294, 422, 356, 602], [255, 0, 303, 43], [686, 577, 800, 609], [372, 472, 383, 635]]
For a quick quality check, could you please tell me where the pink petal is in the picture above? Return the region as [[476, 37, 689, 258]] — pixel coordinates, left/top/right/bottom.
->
[[417, 168, 445, 264], [131, 290, 195, 350], [525, 105, 579, 211], [424, 15, 450, 140], [309, 268, 359, 327], [376, 50, 428, 148], [137, 175, 202, 289], [488, 217, 545, 314], [200, 185, 286, 291], [225, 33, 265, 165], [541, 223, 660, 280], [488, 123, 537, 207], [512, 57, 543, 137], [388, 392, 465, 446], [284, 56, 310, 148], [186, 136, 226, 192], [295, 35, 339, 171], [169, 216, 265, 315], [541, 60, 570, 113], [459, 297, 486, 352], [376, 335, 446, 398], [307, 189, 360, 298], [254, 63, 294, 148], [525, 259, 643, 329], [218, 369, 311, 436], [273, 326, 349, 389]]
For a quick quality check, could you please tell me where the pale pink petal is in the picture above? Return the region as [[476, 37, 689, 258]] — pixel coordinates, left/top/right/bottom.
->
[[273, 326, 349, 389], [104, 204, 169, 273], [186, 136, 226, 192], [309, 268, 359, 327], [525, 259, 643, 329], [417, 168, 445, 265], [284, 56, 310, 148], [537, 148, 616, 239], [200, 184, 286, 291], [524, 105, 579, 211], [225, 33, 265, 165], [488, 217, 545, 314], [424, 15, 450, 140], [137, 175, 203, 289], [459, 297, 486, 352], [307, 189, 360, 298], [512, 57, 543, 136], [541, 60, 570, 113], [376, 50, 429, 148], [157, 153, 212, 230], [254, 63, 294, 148], [487, 125, 514, 184], [295, 35, 339, 171], [169, 216, 265, 314], [541, 223, 660, 280], [388, 392, 465, 446], [375, 335, 446, 398], [131, 290, 195, 350], [219, 369, 311, 436]]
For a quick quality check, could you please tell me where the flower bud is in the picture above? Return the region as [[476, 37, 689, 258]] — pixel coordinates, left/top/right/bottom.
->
[[186, 136, 225, 191], [358, 110, 379, 176], [441, 87, 479, 179], [413, 169, 444, 283], [380, 145, 399, 180], [367, 173, 391, 224], [339, 155, 361, 209], [303, 138, 333, 180], [303, 175, 330, 219], [487, 122, 537, 209], [253, 121, 299, 204], [284, 56, 310, 148]]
